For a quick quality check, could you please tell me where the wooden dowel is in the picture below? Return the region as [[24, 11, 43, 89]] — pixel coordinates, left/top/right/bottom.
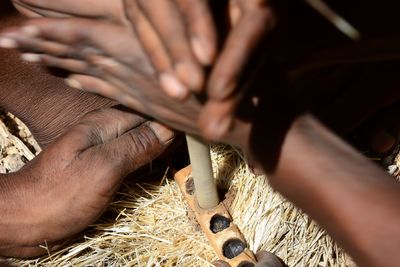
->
[[185, 134, 219, 209]]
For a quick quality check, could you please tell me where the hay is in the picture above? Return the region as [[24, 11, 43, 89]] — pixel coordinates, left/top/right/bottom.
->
[[0, 113, 398, 267], [0, 110, 40, 174]]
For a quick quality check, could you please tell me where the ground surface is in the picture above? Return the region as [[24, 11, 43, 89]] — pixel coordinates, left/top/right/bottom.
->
[[0, 111, 398, 267]]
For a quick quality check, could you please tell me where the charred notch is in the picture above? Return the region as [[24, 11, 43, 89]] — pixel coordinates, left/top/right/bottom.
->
[[185, 177, 195, 195], [223, 239, 246, 259], [210, 214, 231, 234]]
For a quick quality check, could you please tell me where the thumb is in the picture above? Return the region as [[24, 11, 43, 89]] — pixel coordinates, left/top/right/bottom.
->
[[98, 121, 174, 176]]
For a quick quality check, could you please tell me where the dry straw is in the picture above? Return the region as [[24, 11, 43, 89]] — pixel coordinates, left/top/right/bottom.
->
[[1, 112, 398, 267]]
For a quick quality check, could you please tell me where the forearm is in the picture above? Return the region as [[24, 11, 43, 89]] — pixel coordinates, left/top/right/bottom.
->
[[0, 171, 36, 249], [268, 114, 400, 267], [0, 169, 62, 258], [0, 11, 114, 147]]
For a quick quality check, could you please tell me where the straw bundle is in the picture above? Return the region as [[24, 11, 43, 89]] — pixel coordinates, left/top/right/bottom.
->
[[0, 112, 398, 267]]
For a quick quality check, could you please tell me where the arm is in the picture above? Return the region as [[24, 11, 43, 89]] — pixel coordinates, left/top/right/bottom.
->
[[0, 45, 114, 147], [268, 114, 400, 267], [0, 11, 173, 258], [0, 9, 114, 147], [0, 107, 173, 258]]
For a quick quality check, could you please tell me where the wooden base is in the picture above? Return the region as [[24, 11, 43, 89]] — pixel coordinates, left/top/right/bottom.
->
[[174, 166, 257, 267]]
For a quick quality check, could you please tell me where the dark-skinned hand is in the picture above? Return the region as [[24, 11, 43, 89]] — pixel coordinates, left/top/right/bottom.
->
[[3, 13, 400, 171], [121, 0, 278, 141], [10, 0, 125, 23], [0, 107, 174, 258]]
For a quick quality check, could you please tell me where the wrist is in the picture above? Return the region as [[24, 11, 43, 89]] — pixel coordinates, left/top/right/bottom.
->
[[0, 40, 114, 147], [0, 171, 41, 250]]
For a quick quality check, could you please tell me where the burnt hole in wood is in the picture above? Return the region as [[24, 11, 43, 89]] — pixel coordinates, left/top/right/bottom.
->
[[238, 262, 255, 267], [185, 177, 195, 195], [210, 214, 231, 234], [223, 239, 246, 259]]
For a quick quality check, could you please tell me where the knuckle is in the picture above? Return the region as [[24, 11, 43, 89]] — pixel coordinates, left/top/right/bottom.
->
[[123, 125, 161, 166], [74, 120, 104, 144]]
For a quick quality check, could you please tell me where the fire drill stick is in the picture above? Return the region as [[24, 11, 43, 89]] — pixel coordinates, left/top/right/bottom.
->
[[185, 134, 219, 209]]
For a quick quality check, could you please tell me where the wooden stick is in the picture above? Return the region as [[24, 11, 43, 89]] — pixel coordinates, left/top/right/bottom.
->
[[185, 134, 219, 209]]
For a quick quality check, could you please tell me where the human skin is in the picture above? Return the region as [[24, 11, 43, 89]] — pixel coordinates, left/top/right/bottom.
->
[[0, 5, 174, 258], [125, 0, 279, 141], [269, 114, 400, 267], [4, 0, 400, 153], [5, 18, 400, 267], [9, 0, 278, 141], [0, 2, 115, 146], [2, 16, 400, 157], [2, 2, 400, 265]]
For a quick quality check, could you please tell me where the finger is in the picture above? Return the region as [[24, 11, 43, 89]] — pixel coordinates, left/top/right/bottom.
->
[[229, 0, 243, 26], [100, 121, 174, 174], [255, 251, 286, 267], [0, 31, 76, 57], [66, 74, 121, 98], [7, 18, 155, 76], [123, 1, 171, 72], [198, 98, 235, 141], [19, 53, 92, 75], [14, 0, 123, 19], [65, 74, 145, 111], [135, 0, 204, 92], [123, 0, 179, 92], [12, 1, 45, 18], [60, 107, 148, 152], [123, 0, 190, 100], [175, 0, 217, 65], [208, 6, 277, 101]]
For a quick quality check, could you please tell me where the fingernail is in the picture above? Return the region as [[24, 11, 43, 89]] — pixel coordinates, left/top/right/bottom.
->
[[229, 4, 242, 26], [191, 37, 213, 66], [159, 73, 188, 100], [0, 37, 17, 48], [175, 61, 203, 91], [21, 25, 40, 37], [21, 53, 41, 62], [148, 122, 175, 144], [65, 78, 83, 90]]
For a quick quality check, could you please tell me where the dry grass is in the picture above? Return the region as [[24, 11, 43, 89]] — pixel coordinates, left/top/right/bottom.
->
[[0, 112, 398, 267]]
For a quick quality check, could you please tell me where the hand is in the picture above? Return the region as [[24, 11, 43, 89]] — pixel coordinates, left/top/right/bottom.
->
[[11, 0, 125, 22], [199, 0, 278, 140], [0, 107, 174, 258], [3, 12, 400, 163], [122, 0, 216, 100], [213, 251, 286, 267], [0, 6, 265, 153], [122, 0, 278, 139], [2, 0, 274, 147]]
